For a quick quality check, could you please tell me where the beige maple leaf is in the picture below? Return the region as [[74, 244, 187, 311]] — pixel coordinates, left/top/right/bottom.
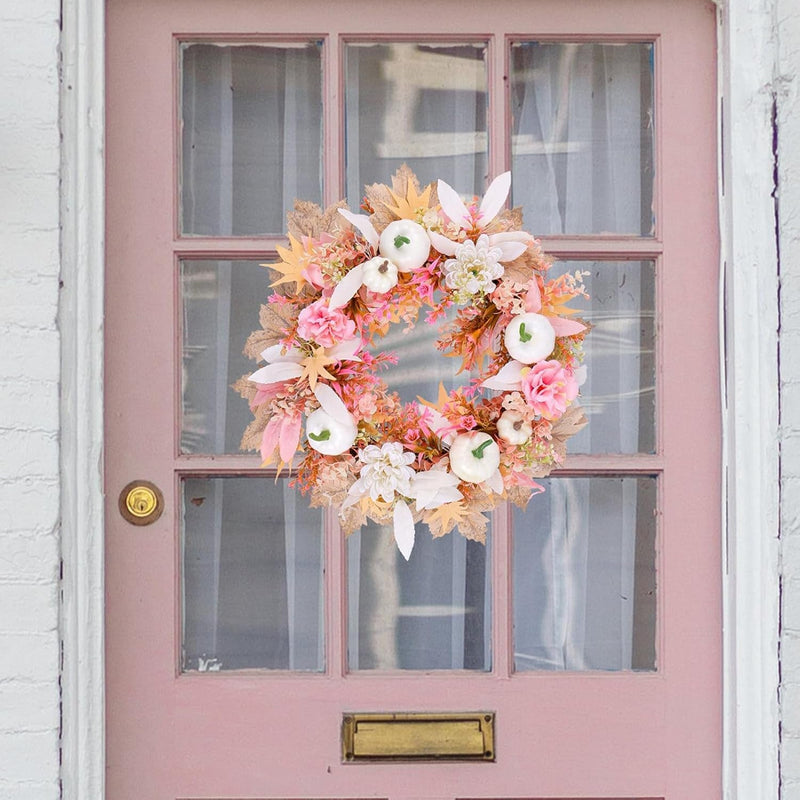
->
[[456, 511, 488, 544], [258, 301, 298, 346], [424, 501, 470, 539], [507, 485, 535, 510], [286, 199, 349, 240]]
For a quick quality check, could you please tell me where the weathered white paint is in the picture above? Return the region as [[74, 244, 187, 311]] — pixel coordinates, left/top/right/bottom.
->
[[0, 1, 62, 798], [0, 0, 782, 797], [717, 0, 782, 796], [777, 0, 800, 796], [59, 0, 106, 799]]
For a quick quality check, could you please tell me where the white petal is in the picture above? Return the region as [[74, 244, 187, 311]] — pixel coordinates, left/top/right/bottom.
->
[[495, 240, 528, 262], [261, 344, 301, 363], [488, 231, 534, 246], [327, 337, 362, 362], [436, 179, 471, 228], [477, 172, 511, 226], [329, 264, 365, 310], [428, 229, 460, 257], [338, 208, 379, 250], [481, 468, 504, 495], [481, 360, 525, 390], [393, 500, 416, 561], [248, 362, 303, 385], [313, 384, 353, 427]]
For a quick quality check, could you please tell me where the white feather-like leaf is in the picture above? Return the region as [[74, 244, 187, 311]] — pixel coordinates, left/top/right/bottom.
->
[[338, 208, 379, 250], [481, 360, 525, 390], [248, 361, 303, 385], [477, 171, 511, 226], [495, 240, 529, 262], [428, 230, 459, 257], [313, 384, 353, 427], [436, 179, 470, 228], [260, 344, 302, 363], [393, 500, 416, 561], [326, 337, 362, 362], [328, 264, 365, 310]]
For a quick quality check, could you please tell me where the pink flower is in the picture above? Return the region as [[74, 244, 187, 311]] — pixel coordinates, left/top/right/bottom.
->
[[521, 360, 578, 420], [296, 300, 356, 347], [357, 392, 378, 418]]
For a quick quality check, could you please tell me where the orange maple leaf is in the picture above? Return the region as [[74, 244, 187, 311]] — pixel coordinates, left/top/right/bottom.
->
[[267, 234, 314, 291]]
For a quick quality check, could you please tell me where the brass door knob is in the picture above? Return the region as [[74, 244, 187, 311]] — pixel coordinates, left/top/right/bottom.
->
[[119, 480, 164, 525]]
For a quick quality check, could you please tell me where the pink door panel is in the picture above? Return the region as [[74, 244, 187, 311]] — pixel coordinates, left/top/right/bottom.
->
[[105, 0, 720, 798]]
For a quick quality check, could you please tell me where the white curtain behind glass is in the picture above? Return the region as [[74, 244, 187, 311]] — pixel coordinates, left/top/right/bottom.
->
[[511, 43, 655, 235]]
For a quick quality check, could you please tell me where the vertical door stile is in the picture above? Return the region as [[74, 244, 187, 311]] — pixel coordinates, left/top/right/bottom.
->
[[489, 28, 511, 181]]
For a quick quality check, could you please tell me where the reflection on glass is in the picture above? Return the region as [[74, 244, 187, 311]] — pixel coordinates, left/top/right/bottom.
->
[[181, 260, 271, 455], [181, 42, 323, 236], [345, 42, 488, 203], [182, 476, 324, 672], [557, 260, 656, 454], [513, 476, 657, 672], [368, 305, 472, 406], [348, 521, 491, 671], [511, 42, 655, 235]]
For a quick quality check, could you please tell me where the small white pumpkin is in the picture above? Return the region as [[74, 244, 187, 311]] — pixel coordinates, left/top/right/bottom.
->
[[361, 256, 399, 294], [305, 408, 357, 455], [504, 312, 556, 364], [379, 220, 431, 272], [449, 432, 501, 484], [496, 409, 532, 445]]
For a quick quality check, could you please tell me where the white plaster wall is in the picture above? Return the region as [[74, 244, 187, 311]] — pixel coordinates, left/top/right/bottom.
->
[[779, 1, 800, 795], [0, 1, 63, 799]]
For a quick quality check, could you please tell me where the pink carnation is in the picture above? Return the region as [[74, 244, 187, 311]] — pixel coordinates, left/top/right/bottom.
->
[[296, 300, 356, 347], [521, 360, 578, 420]]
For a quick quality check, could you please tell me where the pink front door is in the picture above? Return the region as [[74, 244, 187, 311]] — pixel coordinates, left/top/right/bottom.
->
[[105, 0, 721, 797]]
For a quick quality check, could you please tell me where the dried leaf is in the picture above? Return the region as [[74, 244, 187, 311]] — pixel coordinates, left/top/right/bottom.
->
[[507, 485, 535, 509], [424, 501, 469, 539], [309, 462, 352, 508], [339, 503, 368, 536], [244, 328, 279, 360], [287, 199, 349, 240], [456, 511, 488, 544], [239, 404, 272, 453], [550, 405, 588, 462], [258, 301, 298, 345]]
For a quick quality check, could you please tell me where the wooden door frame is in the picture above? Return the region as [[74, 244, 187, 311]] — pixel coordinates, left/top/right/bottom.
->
[[58, 0, 780, 797]]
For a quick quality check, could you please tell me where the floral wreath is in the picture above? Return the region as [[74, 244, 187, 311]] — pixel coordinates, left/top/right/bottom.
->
[[236, 167, 589, 559]]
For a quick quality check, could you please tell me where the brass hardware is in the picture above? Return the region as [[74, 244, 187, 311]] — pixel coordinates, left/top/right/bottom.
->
[[119, 481, 164, 526], [342, 712, 495, 762]]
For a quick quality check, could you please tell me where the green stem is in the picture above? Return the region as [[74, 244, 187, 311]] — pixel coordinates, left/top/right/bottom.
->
[[308, 430, 331, 442], [471, 439, 493, 459], [518, 322, 532, 343], [394, 234, 411, 248]]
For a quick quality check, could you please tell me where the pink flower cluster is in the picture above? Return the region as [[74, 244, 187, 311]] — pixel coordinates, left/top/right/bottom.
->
[[297, 299, 356, 347], [521, 360, 579, 420]]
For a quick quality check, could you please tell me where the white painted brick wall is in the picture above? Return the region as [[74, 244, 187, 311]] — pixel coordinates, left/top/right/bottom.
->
[[0, 0, 62, 798], [780, 1, 800, 796]]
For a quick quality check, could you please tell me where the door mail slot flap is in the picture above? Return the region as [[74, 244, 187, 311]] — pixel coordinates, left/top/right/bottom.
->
[[342, 713, 494, 761]]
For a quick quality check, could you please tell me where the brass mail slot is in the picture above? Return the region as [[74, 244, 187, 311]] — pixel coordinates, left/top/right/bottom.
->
[[342, 712, 495, 762]]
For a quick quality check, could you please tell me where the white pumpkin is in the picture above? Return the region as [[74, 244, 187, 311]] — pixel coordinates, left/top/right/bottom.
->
[[305, 408, 358, 455], [361, 256, 399, 294], [496, 409, 532, 445], [504, 312, 556, 364], [379, 220, 431, 271], [449, 432, 501, 484]]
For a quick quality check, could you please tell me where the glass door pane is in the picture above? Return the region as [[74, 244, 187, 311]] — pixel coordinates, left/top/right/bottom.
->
[[181, 42, 323, 236]]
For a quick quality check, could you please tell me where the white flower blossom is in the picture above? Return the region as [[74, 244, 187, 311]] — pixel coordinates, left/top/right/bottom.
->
[[352, 442, 416, 502], [442, 234, 505, 304]]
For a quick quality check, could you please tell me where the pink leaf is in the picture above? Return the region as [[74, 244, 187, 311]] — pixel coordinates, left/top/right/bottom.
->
[[436, 179, 470, 228], [260, 417, 282, 463], [481, 360, 525, 390], [524, 281, 542, 313], [279, 415, 302, 463], [549, 316, 587, 336], [477, 171, 511, 226]]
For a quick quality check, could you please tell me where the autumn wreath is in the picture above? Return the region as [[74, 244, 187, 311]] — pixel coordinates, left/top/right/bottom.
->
[[236, 167, 589, 559]]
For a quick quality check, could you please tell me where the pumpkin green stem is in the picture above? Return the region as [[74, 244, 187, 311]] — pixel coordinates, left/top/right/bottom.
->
[[471, 439, 494, 459], [518, 322, 532, 343], [394, 234, 411, 248], [308, 430, 331, 442]]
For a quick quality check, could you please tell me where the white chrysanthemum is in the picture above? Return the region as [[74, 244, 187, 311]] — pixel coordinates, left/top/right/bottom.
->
[[442, 234, 505, 303], [355, 442, 416, 502]]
